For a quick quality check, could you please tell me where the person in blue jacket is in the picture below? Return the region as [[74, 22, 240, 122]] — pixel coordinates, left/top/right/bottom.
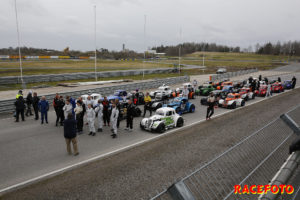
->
[[66, 96, 76, 117], [38, 96, 49, 124]]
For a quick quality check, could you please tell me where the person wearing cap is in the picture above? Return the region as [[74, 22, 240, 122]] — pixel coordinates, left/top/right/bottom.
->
[[16, 90, 23, 99], [206, 92, 215, 120], [25, 91, 33, 116]]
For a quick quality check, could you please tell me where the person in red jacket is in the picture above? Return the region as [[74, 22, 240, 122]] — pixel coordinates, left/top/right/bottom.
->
[[102, 96, 110, 126]]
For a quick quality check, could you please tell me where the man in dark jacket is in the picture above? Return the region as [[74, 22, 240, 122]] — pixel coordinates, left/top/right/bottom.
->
[[32, 92, 40, 120], [38, 96, 49, 124], [56, 96, 65, 126], [64, 113, 79, 156], [115, 99, 121, 128], [292, 76, 297, 89], [53, 93, 60, 126], [124, 99, 135, 131], [102, 96, 110, 126], [25, 91, 33, 116], [15, 96, 26, 122]]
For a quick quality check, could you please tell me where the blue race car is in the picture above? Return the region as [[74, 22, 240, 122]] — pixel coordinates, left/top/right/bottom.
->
[[283, 80, 293, 89], [163, 97, 195, 115], [106, 90, 128, 101]]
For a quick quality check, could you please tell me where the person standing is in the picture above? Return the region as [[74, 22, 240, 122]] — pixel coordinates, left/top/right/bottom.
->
[[278, 77, 281, 83], [115, 99, 121, 128], [292, 76, 297, 89], [57, 96, 65, 126], [206, 92, 215, 120], [53, 93, 60, 126], [32, 92, 40, 120], [143, 92, 152, 117], [64, 113, 79, 156], [193, 79, 198, 92], [266, 83, 272, 97], [86, 104, 96, 136], [38, 96, 49, 124], [102, 96, 110, 126], [95, 99, 103, 132], [182, 85, 189, 98], [124, 100, 135, 132], [16, 90, 23, 99], [135, 89, 140, 105], [74, 101, 83, 134], [258, 75, 262, 82], [15, 96, 26, 122], [85, 96, 94, 109], [110, 102, 119, 138], [25, 91, 33, 116], [63, 99, 73, 119]]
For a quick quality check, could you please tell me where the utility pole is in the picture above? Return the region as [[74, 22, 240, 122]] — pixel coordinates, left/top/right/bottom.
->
[[94, 4, 97, 81], [143, 15, 146, 79], [179, 28, 182, 73], [14, 0, 24, 87]]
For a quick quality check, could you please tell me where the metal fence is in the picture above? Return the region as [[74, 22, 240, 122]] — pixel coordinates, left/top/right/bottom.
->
[[150, 105, 300, 200], [0, 76, 189, 114], [211, 69, 258, 81]]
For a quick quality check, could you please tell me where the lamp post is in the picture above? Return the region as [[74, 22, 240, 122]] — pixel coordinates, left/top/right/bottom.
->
[[143, 15, 146, 79], [94, 4, 97, 81], [14, 0, 24, 87]]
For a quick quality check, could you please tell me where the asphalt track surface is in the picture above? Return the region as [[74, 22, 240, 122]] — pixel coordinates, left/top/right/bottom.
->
[[1, 80, 300, 200], [0, 66, 299, 199]]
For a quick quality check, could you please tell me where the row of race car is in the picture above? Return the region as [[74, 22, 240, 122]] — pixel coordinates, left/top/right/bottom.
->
[[80, 76, 294, 133]]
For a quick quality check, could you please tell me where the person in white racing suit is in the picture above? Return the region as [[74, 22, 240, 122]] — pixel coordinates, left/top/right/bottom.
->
[[86, 104, 96, 136], [110, 102, 119, 139], [94, 99, 103, 132]]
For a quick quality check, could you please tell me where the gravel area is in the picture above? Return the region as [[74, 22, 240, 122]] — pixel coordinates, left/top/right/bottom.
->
[[1, 87, 300, 200]]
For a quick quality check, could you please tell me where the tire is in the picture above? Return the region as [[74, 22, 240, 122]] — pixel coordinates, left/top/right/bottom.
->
[[252, 94, 255, 99], [189, 104, 195, 113], [135, 107, 142, 117], [176, 117, 184, 127], [245, 96, 249, 101], [140, 123, 145, 130], [192, 94, 195, 99], [156, 103, 162, 110], [241, 100, 245, 107], [230, 102, 236, 109], [157, 123, 165, 133], [175, 107, 181, 114]]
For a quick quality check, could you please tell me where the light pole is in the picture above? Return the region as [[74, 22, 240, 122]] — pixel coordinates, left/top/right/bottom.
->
[[14, 0, 24, 87], [94, 4, 97, 81], [143, 15, 146, 79], [179, 28, 182, 73]]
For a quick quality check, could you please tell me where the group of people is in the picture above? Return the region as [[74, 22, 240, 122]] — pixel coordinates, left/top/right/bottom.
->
[[14, 90, 154, 156]]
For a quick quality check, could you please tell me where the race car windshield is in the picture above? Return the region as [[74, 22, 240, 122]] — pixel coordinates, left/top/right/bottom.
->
[[173, 98, 181, 102], [156, 111, 165, 116]]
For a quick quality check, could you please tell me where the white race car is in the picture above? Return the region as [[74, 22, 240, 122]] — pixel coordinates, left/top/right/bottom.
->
[[140, 107, 184, 133], [218, 93, 245, 109], [150, 84, 173, 99]]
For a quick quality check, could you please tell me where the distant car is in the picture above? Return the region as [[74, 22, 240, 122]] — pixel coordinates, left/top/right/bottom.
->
[[217, 68, 227, 74], [271, 83, 284, 93], [216, 81, 233, 90], [218, 93, 245, 109], [140, 107, 184, 133], [239, 88, 255, 101], [150, 85, 173, 99], [256, 85, 268, 97], [199, 84, 215, 96], [283, 80, 293, 89], [163, 97, 195, 115]]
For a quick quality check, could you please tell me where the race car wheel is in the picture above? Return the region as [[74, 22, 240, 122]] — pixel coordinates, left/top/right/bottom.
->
[[140, 123, 145, 130], [189, 104, 195, 113], [231, 102, 236, 109], [156, 103, 162, 110], [176, 117, 184, 127], [252, 94, 255, 99], [241, 100, 245, 107], [157, 123, 166, 133], [245, 96, 249, 101], [192, 94, 195, 99], [175, 107, 181, 114]]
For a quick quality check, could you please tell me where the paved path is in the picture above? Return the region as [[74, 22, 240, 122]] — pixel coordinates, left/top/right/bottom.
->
[[0, 64, 299, 194], [1, 80, 299, 200]]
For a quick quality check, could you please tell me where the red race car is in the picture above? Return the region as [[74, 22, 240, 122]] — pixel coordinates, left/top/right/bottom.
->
[[271, 83, 284, 93], [256, 85, 267, 97]]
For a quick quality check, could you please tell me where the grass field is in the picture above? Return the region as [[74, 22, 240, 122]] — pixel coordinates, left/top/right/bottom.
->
[[0, 59, 171, 77]]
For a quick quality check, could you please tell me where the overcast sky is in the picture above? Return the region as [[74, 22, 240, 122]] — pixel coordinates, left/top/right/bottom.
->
[[0, 0, 299, 52]]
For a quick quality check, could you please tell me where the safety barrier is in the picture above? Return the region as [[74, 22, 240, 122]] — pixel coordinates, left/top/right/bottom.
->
[[211, 68, 258, 81], [150, 105, 300, 200], [0, 68, 178, 85], [0, 76, 190, 114]]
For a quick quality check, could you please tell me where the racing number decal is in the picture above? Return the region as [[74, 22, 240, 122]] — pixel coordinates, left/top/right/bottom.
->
[[163, 117, 174, 126]]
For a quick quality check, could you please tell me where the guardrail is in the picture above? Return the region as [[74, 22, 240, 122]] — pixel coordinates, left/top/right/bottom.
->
[[150, 105, 300, 200], [0, 68, 178, 85], [211, 68, 258, 81], [0, 76, 190, 114]]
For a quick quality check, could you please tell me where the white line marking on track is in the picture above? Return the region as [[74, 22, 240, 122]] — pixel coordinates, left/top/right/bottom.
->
[[0, 86, 298, 194]]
